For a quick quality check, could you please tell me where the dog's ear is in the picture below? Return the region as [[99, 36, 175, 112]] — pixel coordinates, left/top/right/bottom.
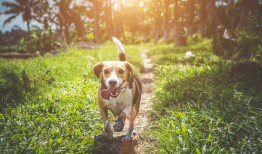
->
[[125, 62, 135, 82], [93, 62, 103, 78]]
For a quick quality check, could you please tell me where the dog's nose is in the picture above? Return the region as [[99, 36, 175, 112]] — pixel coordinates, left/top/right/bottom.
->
[[109, 80, 117, 86]]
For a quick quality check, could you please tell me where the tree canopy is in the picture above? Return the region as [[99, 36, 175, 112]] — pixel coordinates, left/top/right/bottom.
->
[[0, 0, 261, 57]]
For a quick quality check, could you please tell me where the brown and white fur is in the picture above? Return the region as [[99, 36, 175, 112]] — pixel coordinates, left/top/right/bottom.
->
[[93, 37, 142, 141]]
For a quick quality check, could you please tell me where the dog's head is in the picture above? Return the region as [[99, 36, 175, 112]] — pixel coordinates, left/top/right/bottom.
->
[[93, 61, 135, 88]]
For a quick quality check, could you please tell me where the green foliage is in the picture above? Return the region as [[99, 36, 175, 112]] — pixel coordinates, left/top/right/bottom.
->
[[0, 44, 143, 153], [235, 30, 262, 59], [31, 29, 60, 53], [17, 37, 27, 53], [212, 29, 262, 61], [147, 40, 262, 153], [86, 33, 95, 42], [212, 7, 262, 61]]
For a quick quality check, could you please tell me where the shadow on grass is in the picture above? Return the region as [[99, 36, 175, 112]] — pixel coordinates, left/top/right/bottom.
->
[[152, 61, 262, 152], [90, 133, 138, 154], [0, 65, 35, 113]]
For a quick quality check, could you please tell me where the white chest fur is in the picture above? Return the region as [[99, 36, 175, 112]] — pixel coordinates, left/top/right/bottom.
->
[[102, 88, 133, 116]]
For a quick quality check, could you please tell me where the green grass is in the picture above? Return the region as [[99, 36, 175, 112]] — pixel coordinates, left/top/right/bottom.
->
[[146, 39, 262, 153], [0, 44, 143, 153], [1, 40, 261, 153]]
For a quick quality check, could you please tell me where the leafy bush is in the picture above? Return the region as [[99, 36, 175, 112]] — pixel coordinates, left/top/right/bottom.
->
[[235, 30, 262, 59], [31, 29, 61, 53], [212, 27, 262, 61]]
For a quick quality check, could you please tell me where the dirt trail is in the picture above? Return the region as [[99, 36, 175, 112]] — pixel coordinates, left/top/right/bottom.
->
[[93, 49, 155, 154], [131, 49, 155, 153]]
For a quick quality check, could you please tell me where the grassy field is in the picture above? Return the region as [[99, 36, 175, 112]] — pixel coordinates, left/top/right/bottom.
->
[[0, 43, 143, 153], [1, 39, 261, 153], [146, 38, 262, 153]]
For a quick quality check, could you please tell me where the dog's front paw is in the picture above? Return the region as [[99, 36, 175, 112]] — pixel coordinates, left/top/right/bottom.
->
[[113, 118, 124, 132], [122, 135, 132, 142]]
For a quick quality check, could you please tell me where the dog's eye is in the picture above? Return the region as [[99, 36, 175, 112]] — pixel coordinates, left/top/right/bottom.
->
[[104, 70, 109, 74], [118, 69, 124, 74]]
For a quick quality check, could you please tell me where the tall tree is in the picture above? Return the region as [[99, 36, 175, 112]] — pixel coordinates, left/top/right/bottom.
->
[[105, 0, 114, 39], [33, 0, 53, 31], [150, 0, 164, 42], [91, 0, 102, 43], [199, 0, 221, 36], [186, 0, 196, 36], [206, 0, 221, 32], [171, 0, 179, 41], [55, 0, 73, 44], [72, 5, 86, 40], [113, 0, 125, 40], [1, 0, 37, 51], [199, 0, 208, 36], [236, 0, 259, 31], [163, 0, 171, 41]]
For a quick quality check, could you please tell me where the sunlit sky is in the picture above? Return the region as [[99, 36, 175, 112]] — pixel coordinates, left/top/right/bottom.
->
[[0, 0, 143, 32]]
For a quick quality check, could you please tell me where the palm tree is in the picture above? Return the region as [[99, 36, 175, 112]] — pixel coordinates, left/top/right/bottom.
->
[[163, 0, 171, 42], [1, 0, 37, 51], [55, 0, 74, 44]]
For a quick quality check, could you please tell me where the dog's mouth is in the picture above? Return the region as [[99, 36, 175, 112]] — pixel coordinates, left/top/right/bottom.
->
[[101, 87, 119, 99]]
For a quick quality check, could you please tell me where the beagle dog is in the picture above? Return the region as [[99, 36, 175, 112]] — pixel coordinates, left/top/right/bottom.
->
[[93, 37, 142, 141]]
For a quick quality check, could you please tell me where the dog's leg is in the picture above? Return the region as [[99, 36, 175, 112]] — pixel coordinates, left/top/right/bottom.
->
[[122, 79, 142, 141], [104, 120, 113, 140], [99, 103, 113, 140], [122, 108, 137, 142], [113, 106, 131, 132]]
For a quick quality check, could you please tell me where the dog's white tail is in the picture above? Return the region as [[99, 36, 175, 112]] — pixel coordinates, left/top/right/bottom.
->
[[112, 37, 126, 61]]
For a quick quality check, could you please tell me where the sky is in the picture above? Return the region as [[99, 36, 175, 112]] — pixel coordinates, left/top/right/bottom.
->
[[0, 0, 40, 32], [0, 0, 108, 33], [0, 0, 142, 32], [0, 0, 84, 32]]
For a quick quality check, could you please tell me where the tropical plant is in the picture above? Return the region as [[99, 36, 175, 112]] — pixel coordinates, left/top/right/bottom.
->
[[1, 0, 38, 52]]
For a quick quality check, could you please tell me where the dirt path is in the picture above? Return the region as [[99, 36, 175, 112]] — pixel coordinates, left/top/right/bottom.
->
[[132, 49, 155, 153], [93, 49, 155, 154]]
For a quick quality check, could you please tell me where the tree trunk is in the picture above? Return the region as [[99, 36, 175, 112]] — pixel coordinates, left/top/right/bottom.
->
[[26, 20, 32, 52], [235, 0, 257, 31], [93, 1, 101, 43], [64, 23, 70, 44], [198, 0, 208, 36], [171, 0, 187, 46], [153, 1, 163, 42], [154, 16, 162, 42], [199, 0, 221, 36], [114, 0, 125, 40], [186, 0, 195, 36], [105, 0, 114, 39], [171, 0, 179, 41], [205, 0, 221, 32], [163, 0, 171, 42]]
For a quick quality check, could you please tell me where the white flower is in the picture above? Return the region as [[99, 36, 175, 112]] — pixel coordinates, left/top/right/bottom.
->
[[185, 51, 193, 58]]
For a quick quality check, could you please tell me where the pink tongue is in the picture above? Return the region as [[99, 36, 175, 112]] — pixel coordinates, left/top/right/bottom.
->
[[101, 87, 118, 99]]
